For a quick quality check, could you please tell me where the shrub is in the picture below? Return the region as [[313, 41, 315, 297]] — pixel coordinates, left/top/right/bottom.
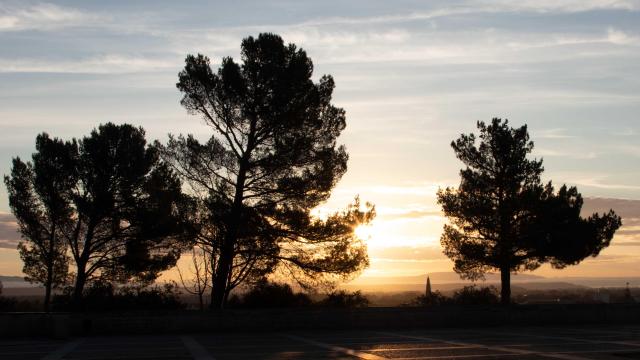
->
[[318, 290, 370, 308], [229, 281, 312, 308], [52, 281, 185, 312], [451, 285, 499, 305], [410, 291, 448, 307]]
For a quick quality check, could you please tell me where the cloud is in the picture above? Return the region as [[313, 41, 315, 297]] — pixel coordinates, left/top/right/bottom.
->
[[536, 128, 576, 139], [369, 246, 446, 261], [535, 148, 598, 159], [0, 212, 20, 250], [571, 178, 640, 191], [382, 209, 443, 220], [0, 3, 100, 32], [300, 0, 639, 27], [583, 198, 640, 246], [481, 0, 640, 13], [607, 27, 640, 45], [0, 55, 180, 74], [615, 241, 640, 246], [336, 182, 449, 197]]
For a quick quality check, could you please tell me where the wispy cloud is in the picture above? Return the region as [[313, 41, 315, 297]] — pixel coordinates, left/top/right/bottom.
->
[[573, 178, 640, 191], [0, 212, 19, 250], [0, 3, 100, 31], [536, 128, 576, 139], [0, 55, 180, 74], [300, 0, 639, 27], [369, 245, 446, 261], [535, 148, 598, 159]]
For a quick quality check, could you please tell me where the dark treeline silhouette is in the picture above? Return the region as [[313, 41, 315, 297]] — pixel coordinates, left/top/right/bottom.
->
[[2, 34, 625, 312], [51, 281, 185, 312], [226, 281, 369, 309], [438, 119, 622, 305], [411, 285, 500, 307], [3, 33, 373, 311]]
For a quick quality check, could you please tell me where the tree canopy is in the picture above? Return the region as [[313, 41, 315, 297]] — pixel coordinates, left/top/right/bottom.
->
[[5, 134, 75, 311], [162, 33, 374, 308], [5, 123, 192, 305], [66, 123, 193, 302], [437, 118, 621, 304]]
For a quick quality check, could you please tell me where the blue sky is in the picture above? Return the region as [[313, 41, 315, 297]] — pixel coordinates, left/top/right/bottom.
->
[[1, 0, 639, 279]]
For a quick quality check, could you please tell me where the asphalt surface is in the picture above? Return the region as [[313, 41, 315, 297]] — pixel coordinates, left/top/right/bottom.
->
[[1, 325, 640, 359]]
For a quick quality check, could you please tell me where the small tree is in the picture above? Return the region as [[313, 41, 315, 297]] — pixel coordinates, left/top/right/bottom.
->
[[5, 134, 75, 311], [164, 33, 374, 308], [437, 118, 621, 305], [177, 244, 211, 310]]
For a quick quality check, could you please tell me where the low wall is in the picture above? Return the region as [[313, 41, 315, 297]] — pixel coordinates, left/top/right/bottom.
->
[[2, 304, 640, 338]]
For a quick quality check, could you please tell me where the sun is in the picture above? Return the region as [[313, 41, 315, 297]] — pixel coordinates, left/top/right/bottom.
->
[[354, 224, 374, 240]]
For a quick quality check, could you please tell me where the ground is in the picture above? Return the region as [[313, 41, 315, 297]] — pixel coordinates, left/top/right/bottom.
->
[[1, 325, 640, 360]]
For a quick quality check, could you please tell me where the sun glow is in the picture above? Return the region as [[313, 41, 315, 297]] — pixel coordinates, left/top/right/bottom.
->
[[354, 224, 374, 240], [354, 217, 443, 249]]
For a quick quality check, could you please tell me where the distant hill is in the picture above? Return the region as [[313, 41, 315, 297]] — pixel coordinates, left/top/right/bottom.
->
[[342, 281, 586, 293], [2, 272, 638, 297], [343, 272, 640, 292], [347, 272, 545, 286], [547, 277, 640, 288], [0, 275, 34, 288]]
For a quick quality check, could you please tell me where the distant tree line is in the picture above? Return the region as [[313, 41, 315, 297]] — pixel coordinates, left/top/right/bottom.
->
[[411, 285, 501, 307], [4, 33, 622, 311]]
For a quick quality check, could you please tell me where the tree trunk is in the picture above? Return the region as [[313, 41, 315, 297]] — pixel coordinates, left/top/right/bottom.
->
[[44, 225, 56, 312], [71, 223, 94, 307], [43, 278, 52, 312], [72, 262, 87, 305], [500, 266, 511, 305], [44, 251, 54, 312], [210, 154, 250, 309], [210, 247, 233, 308]]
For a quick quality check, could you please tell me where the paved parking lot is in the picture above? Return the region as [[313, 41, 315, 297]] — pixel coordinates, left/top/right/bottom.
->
[[1, 325, 639, 359]]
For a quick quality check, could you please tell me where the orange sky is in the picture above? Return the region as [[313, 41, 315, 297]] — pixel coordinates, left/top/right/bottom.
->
[[1, 1, 640, 283]]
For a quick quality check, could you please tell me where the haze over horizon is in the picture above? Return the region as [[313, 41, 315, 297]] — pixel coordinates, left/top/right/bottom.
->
[[1, 0, 640, 283]]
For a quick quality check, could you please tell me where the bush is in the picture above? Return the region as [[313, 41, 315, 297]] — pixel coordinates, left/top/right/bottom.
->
[[52, 281, 185, 312], [410, 291, 448, 307], [228, 281, 312, 308], [318, 290, 370, 308], [451, 285, 499, 305]]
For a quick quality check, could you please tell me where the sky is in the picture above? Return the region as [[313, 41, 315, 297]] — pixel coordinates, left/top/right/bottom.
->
[[0, 0, 639, 282]]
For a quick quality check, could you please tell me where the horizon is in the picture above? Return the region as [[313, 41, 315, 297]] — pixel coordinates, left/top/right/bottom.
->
[[1, 1, 640, 284]]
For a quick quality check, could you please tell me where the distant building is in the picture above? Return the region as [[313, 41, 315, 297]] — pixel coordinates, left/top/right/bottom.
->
[[426, 276, 432, 298]]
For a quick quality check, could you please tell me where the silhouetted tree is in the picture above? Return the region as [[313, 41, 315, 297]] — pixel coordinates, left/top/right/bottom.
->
[[437, 118, 621, 305], [7, 124, 193, 305], [162, 33, 374, 308], [64, 123, 192, 303], [5, 134, 75, 311]]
